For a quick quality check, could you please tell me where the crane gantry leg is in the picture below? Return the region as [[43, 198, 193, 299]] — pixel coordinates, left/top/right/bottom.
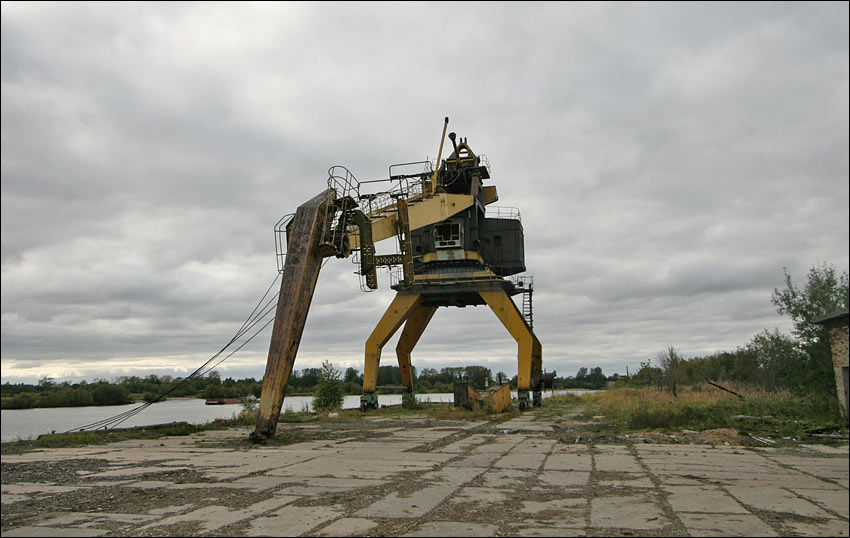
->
[[532, 332, 543, 407], [395, 304, 437, 406], [479, 289, 541, 410], [361, 293, 423, 410]]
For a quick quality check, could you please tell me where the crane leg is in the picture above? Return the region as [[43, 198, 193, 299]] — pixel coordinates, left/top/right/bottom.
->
[[395, 304, 437, 407], [532, 333, 543, 407], [480, 290, 539, 411], [361, 293, 423, 410]]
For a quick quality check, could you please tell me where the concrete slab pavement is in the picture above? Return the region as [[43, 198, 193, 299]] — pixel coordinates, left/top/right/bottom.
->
[[2, 414, 847, 537]]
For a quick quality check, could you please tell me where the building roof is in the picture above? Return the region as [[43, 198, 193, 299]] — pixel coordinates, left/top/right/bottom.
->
[[812, 309, 850, 325]]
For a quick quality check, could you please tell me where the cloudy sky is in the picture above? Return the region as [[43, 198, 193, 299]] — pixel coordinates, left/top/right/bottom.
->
[[2, 2, 848, 385]]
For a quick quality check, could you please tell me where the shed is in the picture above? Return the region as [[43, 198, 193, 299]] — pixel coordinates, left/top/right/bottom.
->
[[813, 309, 849, 422]]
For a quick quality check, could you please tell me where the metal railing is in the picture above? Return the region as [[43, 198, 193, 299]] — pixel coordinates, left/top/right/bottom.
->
[[274, 213, 295, 273], [510, 274, 533, 290], [358, 160, 432, 218], [326, 166, 362, 250], [485, 206, 521, 220]]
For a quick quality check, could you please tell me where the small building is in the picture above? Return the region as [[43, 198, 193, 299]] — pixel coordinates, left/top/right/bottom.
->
[[813, 309, 849, 422]]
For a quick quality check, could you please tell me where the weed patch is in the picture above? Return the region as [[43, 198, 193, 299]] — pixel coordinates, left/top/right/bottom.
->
[[550, 386, 845, 442]]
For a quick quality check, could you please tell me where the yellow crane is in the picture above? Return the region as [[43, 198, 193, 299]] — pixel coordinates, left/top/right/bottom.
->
[[252, 118, 542, 441]]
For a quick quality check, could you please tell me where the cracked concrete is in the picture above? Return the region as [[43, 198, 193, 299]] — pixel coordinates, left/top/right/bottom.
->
[[2, 409, 848, 537]]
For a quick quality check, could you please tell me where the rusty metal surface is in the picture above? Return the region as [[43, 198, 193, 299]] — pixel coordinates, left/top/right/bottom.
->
[[252, 189, 335, 440]]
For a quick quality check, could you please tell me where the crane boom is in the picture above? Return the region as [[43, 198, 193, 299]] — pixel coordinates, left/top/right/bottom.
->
[[251, 189, 336, 440]]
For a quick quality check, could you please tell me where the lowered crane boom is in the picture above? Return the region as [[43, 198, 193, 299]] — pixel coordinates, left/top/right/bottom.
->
[[252, 189, 336, 440]]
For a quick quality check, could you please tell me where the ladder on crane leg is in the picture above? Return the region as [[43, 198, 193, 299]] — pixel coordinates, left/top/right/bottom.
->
[[514, 275, 534, 329]]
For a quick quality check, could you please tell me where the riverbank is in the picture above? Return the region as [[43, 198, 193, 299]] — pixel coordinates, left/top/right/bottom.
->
[[1, 391, 603, 443]]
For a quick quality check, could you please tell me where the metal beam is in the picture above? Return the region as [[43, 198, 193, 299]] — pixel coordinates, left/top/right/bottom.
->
[[252, 189, 335, 441], [395, 304, 437, 391], [479, 289, 536, 409], [347, 193, 475, 248], [362, 293, 423, 394]]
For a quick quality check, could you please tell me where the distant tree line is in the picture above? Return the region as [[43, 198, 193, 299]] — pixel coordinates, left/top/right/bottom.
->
[[2, 358, 622, 410], [548, 367, 612, 390], [1, 377, 135, 409]]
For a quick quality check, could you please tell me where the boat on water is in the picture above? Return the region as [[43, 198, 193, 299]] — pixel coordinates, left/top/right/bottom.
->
[[204, 398, 242, 405]]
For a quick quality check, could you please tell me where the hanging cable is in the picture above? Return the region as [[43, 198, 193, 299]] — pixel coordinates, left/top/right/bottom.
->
[[66, 272, 282, 433]]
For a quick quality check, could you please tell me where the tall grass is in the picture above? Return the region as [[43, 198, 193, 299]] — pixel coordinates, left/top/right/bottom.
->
[[571, 386, 842, 436]]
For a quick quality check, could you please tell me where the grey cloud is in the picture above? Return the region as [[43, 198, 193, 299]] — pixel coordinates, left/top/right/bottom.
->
[[2, 3, 847, 384]]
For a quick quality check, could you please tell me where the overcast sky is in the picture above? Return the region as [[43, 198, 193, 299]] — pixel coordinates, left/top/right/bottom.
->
[[2, 2, 848, 385]]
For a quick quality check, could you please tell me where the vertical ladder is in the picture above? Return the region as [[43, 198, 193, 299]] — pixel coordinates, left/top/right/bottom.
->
[[516, 275, 534, 329], [522, 285, 533, 329]]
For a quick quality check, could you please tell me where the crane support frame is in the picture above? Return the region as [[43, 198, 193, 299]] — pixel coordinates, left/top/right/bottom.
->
[[359, 294, 422, 409], [395, 304, 438, 404], [360, 283, 542, 411], [480, 290, 543, 409]]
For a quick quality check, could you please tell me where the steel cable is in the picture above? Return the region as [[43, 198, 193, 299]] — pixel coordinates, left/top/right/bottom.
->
[[66, 273, 281, 432]]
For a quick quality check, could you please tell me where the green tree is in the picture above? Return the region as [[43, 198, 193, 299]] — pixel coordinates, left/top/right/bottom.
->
[[344, 367, 361, 383], [203, 384, 226, 399], [771, 262, 849, 398], [586, 367, 607, 389], [744, 329, 807, 391], [630, 360, 663, 388], [377, 365, 401, 386], [299, 368, 321, 389], [464, 365, 493, 390], [91, 384, 131, 406], [440, 367, 465, 383], [656, 346, 685, 396], [313, 361, 345, 412], [38, 376, 55, 392], [2, 392, 40, 409], [771, 262, 849, 345]]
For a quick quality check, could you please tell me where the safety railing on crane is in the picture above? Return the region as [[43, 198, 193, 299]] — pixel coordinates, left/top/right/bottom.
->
[[325, 166, 361, 252], [358, 160, 432, 217], [485, 206, 521, 221], [430, 153, 490, 178], [511, 274, 534, 329], [274, 213, 295, 273]]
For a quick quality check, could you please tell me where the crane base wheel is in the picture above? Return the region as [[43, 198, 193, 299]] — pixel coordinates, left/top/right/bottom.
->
[[517, 390, 530, 411], [360, 392, 379, 411]]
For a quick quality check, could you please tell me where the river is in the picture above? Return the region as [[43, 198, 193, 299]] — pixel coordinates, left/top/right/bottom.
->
[[1, 390, 594, 443]]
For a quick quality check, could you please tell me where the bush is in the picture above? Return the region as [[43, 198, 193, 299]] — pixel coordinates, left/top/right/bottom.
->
[[2, 392, 41, 409], [237, 395, 258, 424], [203, 384, 226, 399], [91, 384, 132, 406], [312, 361, 345, 412]]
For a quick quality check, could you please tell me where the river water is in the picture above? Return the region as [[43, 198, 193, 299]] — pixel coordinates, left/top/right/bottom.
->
[[1, 390, 592, 443]]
